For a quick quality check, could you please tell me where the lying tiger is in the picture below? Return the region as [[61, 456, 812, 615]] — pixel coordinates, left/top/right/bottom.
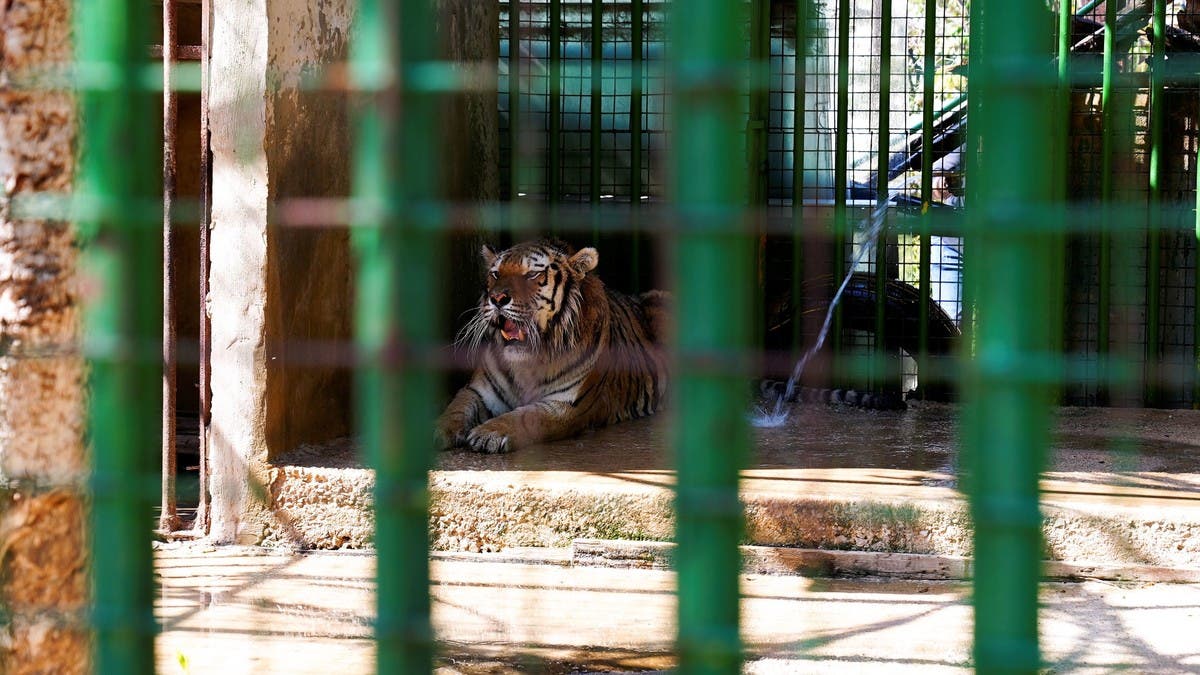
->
[[436, 239, 670, 453]]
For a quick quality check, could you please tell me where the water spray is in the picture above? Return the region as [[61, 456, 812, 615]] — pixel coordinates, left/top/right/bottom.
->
[[751, 192, 899, 428]]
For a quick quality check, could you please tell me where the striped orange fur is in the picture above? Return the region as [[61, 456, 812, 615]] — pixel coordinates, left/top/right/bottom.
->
[[436, 239, 669, 453]]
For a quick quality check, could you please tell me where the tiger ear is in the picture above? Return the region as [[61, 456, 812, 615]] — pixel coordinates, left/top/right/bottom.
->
[[481, 244, 498, 268], [568, 247, 598, 275]]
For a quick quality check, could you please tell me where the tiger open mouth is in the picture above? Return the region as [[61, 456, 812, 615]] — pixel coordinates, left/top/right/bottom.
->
[[499, 318, 527, 343]]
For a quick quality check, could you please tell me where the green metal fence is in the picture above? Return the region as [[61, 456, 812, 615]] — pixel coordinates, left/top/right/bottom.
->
[[64, 0, 1200, 672]]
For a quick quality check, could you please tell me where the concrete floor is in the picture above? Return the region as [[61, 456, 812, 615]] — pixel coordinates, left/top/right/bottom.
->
[[156, 545, 1200, 674]]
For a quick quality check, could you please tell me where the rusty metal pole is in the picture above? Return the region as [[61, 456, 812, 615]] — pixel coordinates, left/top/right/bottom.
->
[[196, 0, 213, 534], [160, 0, 180, 533]]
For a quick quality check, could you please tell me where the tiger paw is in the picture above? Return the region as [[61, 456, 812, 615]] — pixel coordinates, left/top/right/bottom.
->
[[434, 414, 470, 450], [465, 419, 517, 454]]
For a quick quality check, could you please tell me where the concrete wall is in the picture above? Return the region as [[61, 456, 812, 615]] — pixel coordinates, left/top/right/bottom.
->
[[208, 0, 498, 543]]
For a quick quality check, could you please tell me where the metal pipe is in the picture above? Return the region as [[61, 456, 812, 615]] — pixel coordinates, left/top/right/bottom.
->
[[352, 0, 441, 670], [549, 0, 561, 203], [792, 0, 808, 350], [160, 0, 179, 534], [1146, 0, 1165, 406], [965, 1, 1055, 672], [833, 0, 851, 374], [873, 0, 892, 390], [670, 0, 750, 670], [917, 0, 935, 398], [1097, 0, 1115, 403], [77, 0, 159, 669], [591, 0, 602, 206]]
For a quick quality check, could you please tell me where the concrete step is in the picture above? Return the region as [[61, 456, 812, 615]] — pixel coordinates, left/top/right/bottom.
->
[[265, 403, 1200, 573]]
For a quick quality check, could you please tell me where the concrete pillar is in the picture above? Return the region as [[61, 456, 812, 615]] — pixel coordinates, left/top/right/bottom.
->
[[208, 0, 498, 544], [0, 0, 89, 670], [208, 0, 354, 543]]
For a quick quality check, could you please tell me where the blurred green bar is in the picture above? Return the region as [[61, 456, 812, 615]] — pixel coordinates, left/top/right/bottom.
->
[[873, 0, 892, 390], [965, 1, 1055, 673], [1146, 0, 1165, 406], [77, 0, 160, 671], [630, 0, 643, 284], [670, 0, 750, 672], [352, 0, 441, 672]]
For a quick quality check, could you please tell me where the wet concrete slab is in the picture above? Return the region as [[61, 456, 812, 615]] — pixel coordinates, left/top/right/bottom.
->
[[266, 404, 1200, 570]]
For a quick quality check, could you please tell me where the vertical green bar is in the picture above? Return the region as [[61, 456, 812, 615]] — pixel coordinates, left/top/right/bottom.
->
[[833, 0, 851, 368], [671, 0, 750, 672], [510, 0, 522, 200], [873, 0, 892, 388], [1097, 0, 1116, 401], [1053, 0, 1072, 385], [77, 0, 159, 672], [792, 0, 809, 350], [630, 0, 643, 284], [749, 0, 770, 207], [917, 0, 936, 397], [965, 1, 1054, 673], [1146, 0, 1165, 406], [591, 0, 602, 205], [550, 0, 562, 203], [352, 0, 441, 672], [630, 0, 643, 205]]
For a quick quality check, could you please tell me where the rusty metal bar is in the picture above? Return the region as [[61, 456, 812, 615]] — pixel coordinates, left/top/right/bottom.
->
[[196, 0, 212, 533], [160, 0, 179, 534]]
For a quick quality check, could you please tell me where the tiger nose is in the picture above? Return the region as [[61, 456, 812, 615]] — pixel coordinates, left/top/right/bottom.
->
[[489, 291, 511, 308]]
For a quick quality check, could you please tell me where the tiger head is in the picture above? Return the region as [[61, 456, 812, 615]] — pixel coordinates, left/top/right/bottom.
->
[[458, 239, 600, 358]]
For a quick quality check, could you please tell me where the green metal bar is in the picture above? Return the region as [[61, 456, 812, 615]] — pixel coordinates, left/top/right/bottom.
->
[[352, 0, 441, 671], [1054, 0, 1072, 393], [1075, 0, 1102, 18], [1193, 81, 1200, 408], [965, 1, 1055, 673], [749, 0, 770, 207], [509, 0, 522, 200], [549, 0, 561, 202], [1146, 0, 1165, 406], [1097, 0, 1115, 402], [78, 0, 159, 671], [591, 0, 602, 205], [874, 0, 892, 390], [671, 0, 750, 671], [792, 0, 809, 351], [833, 0, 851, 372], [918, 0, 935, 398], [906, 92, 965, 135], [630, 0, 643, 286], [630, 0, 643, 206]]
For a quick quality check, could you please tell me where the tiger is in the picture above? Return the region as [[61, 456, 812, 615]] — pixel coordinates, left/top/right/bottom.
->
[[436, 238, 670, 454]]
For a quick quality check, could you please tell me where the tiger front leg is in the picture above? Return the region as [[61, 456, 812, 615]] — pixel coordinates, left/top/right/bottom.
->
[[465, 400, 583, 454], [435, 384, 495, 450]]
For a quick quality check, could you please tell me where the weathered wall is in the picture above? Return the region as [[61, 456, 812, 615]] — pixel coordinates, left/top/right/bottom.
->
[[264, 0, 354, 455], [0, 0, 89, 670]]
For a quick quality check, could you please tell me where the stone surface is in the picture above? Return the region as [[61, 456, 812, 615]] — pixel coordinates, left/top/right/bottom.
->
[[0, 0, 87, 671], [262, 404, 1200, 572]]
